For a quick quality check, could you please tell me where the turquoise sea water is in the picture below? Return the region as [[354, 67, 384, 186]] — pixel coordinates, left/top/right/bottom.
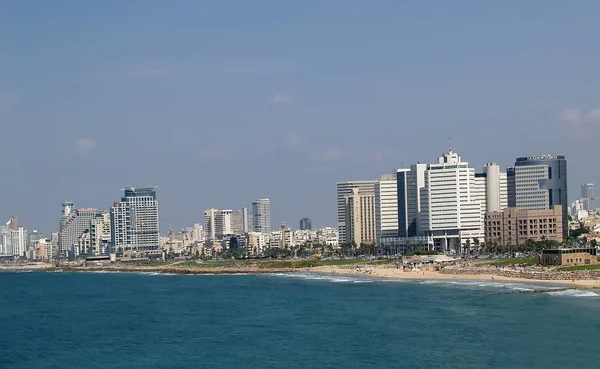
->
[[1, 272, 599, 368]]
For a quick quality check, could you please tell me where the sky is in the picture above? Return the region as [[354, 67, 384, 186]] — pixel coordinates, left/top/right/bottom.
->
[[1, 0, 600, 235]]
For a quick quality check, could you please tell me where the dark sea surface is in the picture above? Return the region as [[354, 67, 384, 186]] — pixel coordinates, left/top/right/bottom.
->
[[1, 271, 599, 369]]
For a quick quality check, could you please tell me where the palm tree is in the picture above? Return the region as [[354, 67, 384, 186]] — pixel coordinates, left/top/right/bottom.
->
[[464, 238, 471, 257]]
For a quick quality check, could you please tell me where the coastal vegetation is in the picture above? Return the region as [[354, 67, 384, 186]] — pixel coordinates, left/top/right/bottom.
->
[[556, 264, 600, 272]]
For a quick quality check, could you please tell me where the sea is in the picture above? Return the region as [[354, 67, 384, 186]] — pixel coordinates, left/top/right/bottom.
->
[[1, 271, 599, 369]]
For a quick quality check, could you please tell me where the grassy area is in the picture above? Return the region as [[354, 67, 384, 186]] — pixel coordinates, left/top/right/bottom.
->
[[482, 256, 540, 267], [557, 264, 600, 271]]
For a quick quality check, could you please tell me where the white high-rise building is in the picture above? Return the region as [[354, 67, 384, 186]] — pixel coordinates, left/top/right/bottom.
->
[[375, 174, 398, 243], [419, 150, 484, 252], [204, 209, 234, 240], [337, 180, 377, 244], [191, 223, 204, 242], [110, 187, 160, 253], [252, 199, 271, 234]]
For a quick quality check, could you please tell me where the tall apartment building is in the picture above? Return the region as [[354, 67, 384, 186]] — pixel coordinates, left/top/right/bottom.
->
[[299, 218, 312, 231], [204, 209, 234, 240], [396, 164, 428, 238], [485, 206, 564, 245], [252, 198, 271, 234], [58, 202, 100, 257], [375, 174, 398, 242], [581, 183, 595, 211], [337, 180, 377, 243], [508, 155, 568, 239], [231, 208, 250, 234], [0, 217, 27, 256], [90, 212, 111, 255], [110, 187, 160, 253], [344, 188, 376, 245], [419, 150, 484, 252]]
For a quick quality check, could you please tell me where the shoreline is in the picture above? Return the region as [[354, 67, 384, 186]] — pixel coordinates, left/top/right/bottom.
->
[[3, 263, 600, 290], [307, 265, 600, 289]]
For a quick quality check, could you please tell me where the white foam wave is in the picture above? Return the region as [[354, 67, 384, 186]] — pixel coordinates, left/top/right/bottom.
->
[[547, 290, 600, 298], [269, 272, 373, 284]]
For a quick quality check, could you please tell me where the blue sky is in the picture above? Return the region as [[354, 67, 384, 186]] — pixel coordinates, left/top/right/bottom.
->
[[1, 0, 600, 234]]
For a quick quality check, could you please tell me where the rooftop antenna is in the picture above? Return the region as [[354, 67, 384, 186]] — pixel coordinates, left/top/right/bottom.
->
[[448, 137, 452, 152]]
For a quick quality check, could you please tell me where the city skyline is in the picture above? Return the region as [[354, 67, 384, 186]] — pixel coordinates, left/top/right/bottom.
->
[[2, 2, 600, 234]]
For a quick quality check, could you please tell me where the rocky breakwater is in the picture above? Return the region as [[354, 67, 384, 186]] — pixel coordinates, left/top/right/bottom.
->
[[440, 266, 600, 281]]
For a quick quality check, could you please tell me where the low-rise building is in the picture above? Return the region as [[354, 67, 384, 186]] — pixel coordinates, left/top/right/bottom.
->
[[541, 248, 598, 266], [485, 206, 563, 246]]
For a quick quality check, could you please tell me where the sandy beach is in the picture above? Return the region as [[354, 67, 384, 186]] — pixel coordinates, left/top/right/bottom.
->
[[309, 265, 600, 289]]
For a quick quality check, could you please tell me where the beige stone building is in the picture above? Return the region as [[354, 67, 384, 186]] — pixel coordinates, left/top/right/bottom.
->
[[541, 248, 598, 266], [484, 206, 563, 246], [344, 188, 376, 245]]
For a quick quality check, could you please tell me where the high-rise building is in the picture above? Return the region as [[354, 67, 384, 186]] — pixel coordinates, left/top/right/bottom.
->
[[252, 198, 271, 234], [231, 208, 250, 234], [90, 212, 111, 255], [337, 181, 377, 244], [204, 209, 234, 239], [0, 217, 27, 256], [581, 183, 595, 211], [344, 188, 376, 245], [299, 218, 312, 231], [375, 174, 398, 242], [58, 202, 100, 257], [419, 150, 484, 252], [508, 155, 568, 239], [396, 164, 427, 238], [110, 187, 160, 253]]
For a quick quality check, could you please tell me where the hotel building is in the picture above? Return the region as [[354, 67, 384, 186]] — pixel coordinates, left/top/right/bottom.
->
[[508, 155, 568, 239], [110, 187, 160, 253], [344, 187, 376, 245], [337, 180, 377, 244]]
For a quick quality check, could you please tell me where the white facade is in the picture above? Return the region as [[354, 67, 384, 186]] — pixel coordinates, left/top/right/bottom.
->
[[204, 209, 234, 240], [252, 199, 271, 234], [316, 227, 339, 247], [191, 223, 204, 242], [110, 187, 160, 253], [419, 151, 484, 252], [375, 174, 398, 242], [247, 232, 267, 254], [337, 180, 377, 244]]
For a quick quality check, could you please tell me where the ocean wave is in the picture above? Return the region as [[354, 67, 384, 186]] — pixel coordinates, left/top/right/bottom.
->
[[269, 272, 373, 284], [417, 280, 561, 293], [547, 290, 600, 298]]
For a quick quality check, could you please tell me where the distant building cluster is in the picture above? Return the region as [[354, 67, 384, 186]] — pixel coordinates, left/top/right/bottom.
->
[[5, 147, 600, 261], [161, 197, 334, 257], [337, 149, 570, 254]]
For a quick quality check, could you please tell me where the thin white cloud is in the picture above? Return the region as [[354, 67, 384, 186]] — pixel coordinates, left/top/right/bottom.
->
[[76, 138, 96, 156], [271, 93, 294, 104], [559, 107, 600, 142]]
